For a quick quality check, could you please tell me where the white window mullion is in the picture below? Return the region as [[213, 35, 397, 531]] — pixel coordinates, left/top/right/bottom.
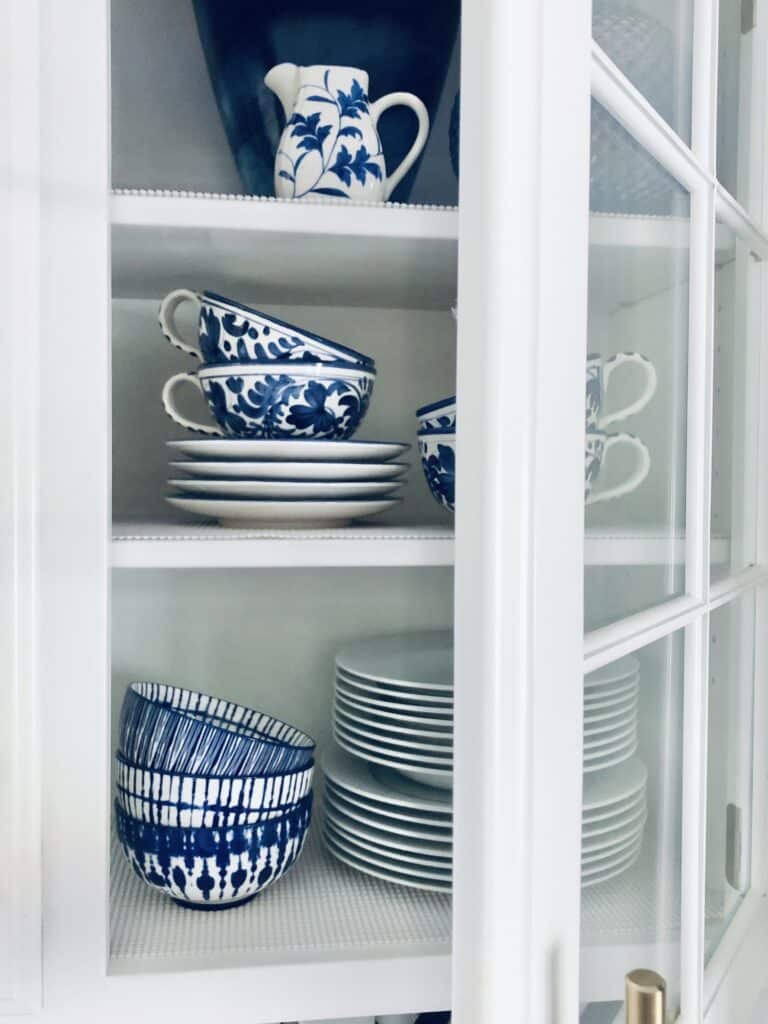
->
[[691, 0, 719, 171]]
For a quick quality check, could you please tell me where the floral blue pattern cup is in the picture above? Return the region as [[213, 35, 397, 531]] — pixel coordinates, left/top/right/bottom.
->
[[159, 288, 375, 367], [584, 430, 650, 505], [417, 395, 456, 435], [266, 63, 429, 202], [162, 361, 375, 440], [419, 433, 455, 512], [586, 352, 657, 430]]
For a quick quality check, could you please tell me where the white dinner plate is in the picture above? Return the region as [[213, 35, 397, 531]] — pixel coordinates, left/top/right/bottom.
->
[[333, 729, 454, 790], [324, 818, 452, 869], [583, 740, 639, 773], [582, 788, 646, 826], [325, 783, 452, 840], [335, 690, 453, 730], [333, 723, 453, 765], [584, 695, 639, 726], [336, 672, 454, 706], [583, 705, 637, 737], [337, 666, 453, 695], [169, 478, 404, 500], [582, 757, 648, 811], [581, 834, 644, 872], [168, 439, 410, 462], [581, 814, 647, 857], [170, 459, 410, 482], [584, 719, 638, 754], [583, 675, 639, 703], [336, 677, 454, 713], [585, 655, 640, 687], [166, 495, 401, 528], [322, 830, 452, 892], [581, 845, 642, 888], [325, 805, 453, 860], [325, 781, 452, 829], [333, 700, 454, 741], [333, 712, 454, 753], [583, 683, 640, 711], [322, 746, 452, 812], [336, 630, 453, 687], [582, 798, 647, 839]]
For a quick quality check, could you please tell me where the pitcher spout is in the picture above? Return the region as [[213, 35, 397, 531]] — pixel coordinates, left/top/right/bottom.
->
[[264, 62, 299, 121]]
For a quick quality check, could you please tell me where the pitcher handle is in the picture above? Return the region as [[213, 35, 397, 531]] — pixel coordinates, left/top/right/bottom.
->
[[161, 372, 224, 436], [158, 289, 202, 359], [600, 352, 657, 427], [586, 432, 650, 505], [369, 92, 430, 200]]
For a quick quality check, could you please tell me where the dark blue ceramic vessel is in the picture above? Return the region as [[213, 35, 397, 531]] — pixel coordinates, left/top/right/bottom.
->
[[192, 0, 461, 202]]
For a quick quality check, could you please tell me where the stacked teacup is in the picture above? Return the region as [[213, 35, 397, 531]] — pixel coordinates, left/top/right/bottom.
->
[[115, 681, 316, 910], [158, 290, 408, 527]]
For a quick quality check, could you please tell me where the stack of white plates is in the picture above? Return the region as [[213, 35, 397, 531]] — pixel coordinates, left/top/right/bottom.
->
[[322, 746, 452, 893], [165, 438, 410, 528], [332, 631, 453, 790], [584, 654, 639, 772], [581, 757, 648, 887]]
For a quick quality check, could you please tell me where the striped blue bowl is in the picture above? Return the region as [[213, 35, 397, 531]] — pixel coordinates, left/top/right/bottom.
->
[[119, 682, 316, 777], [115, 752, 315, 829], [115, 791, 313, 909]]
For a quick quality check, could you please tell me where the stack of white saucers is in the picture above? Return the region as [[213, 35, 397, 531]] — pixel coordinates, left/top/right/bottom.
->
[[332, 630, 453, 790], [581, 756, 648, 887], [322, 746, 452, 893], [584, 654, 640, 773], [166, 438, 410, 528]]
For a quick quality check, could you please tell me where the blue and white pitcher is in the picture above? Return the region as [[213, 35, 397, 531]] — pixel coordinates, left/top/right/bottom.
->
[[266, 63, 429, 202]]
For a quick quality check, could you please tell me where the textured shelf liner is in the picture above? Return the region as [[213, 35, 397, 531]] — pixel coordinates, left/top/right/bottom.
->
[[113, 186, 458, 214], [112, 521, 454, 543]]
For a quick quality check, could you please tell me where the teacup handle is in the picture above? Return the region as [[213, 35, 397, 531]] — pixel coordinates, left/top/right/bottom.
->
[[161, 372, 224, 437], [158, 289, 202, 359], [586, 432, 650, 505], [369, 93, 430, 200], [600, 352, 657, 427]]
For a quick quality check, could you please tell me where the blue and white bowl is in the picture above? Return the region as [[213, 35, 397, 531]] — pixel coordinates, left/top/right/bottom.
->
[[115, 752, 315, 829], [416, 395, 456, 435], [419, 433, 455, 512], [162, 361, 375, 440], [159, 289, 375, 368], [115, 793, 313, 909], [119, 682, 316, 777]]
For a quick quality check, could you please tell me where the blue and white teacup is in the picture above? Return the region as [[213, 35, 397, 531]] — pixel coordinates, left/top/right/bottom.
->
[[419, 433, 455, 512], [162, 361, 375, 440], [585, 430, 650, 505], [586, 352, 657, 430], [159, 289, 376, 368], [417, 395, 456, 435]]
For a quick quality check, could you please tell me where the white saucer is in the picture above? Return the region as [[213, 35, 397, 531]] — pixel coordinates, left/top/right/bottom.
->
[[581, 844, 643, 887], [582, 788, 646, 825], [322, 829, 452, 893], [325, 815, 452, 866], [581, 799, 647, 839], [335, 630, 453, 686], [169, 478, 403, 500], [166, 495, 401, 528], [336, 677, 454, 713], [583, 705, 637, 737], [335, 690, 453, 729], [325, 781, 452, 828], [170, 459, 410, 482], [581, 814, 647, 857], [337, 671, 454, 705], [585, 655, 640, 686], [335, 702, 454, 740], [583, 739, 639, 773], [322, 746, 452, 811], [582, 757, 647, 811], [584, 695, 639, 726], [325, 783, 452, 840], [584, 719, 637, 754], [168, 439, 410, 462], [334, 710, 453, 752], [333, 723, 453, 765], [582, 833, 644, 871]]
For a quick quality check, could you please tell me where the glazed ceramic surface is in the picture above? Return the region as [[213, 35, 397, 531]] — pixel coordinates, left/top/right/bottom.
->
[[336, 630, 453, 686], [162, 361, 375, 440], [119, 682, 315, 776], [169, 477, 403, 500], [170, 459, 409, 482], [267, 63, 429, 202], [584, 430, 650, 505], [192, 0, 460, 201], [158, 288, 374, 367], [322, 745, 451, 812], [115, 793, 312, 909], [115, 753, 314, 829], [416, 395, 456, 434], [585, 654, 640, 686], [585, 352, 657, 430], [418, 433, 455, 511], [167, 438, 410, 462], [166, 495, 400, 528]]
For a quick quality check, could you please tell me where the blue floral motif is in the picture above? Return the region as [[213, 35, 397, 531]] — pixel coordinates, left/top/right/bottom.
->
[[419, 437, 455, 511], [329, 144, 382, 187], [199, 305, 222, 363]]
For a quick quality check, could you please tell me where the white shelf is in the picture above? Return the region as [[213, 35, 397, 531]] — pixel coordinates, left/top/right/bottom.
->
[[111, 522, 728, 569], [111, 521, 455, 569], [110, 190, 458, 309]]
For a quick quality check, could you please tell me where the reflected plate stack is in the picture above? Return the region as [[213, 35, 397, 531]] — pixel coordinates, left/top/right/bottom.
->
[[332, 630, 453, 790], [166, 438, 410, 528], [584, 654, 639, 772], [322, 746, 452, 893]]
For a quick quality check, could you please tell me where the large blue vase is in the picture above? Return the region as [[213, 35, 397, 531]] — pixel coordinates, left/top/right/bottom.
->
[[192, 0, 461, 203]]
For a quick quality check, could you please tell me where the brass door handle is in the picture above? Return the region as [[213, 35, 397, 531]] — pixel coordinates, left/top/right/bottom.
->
[[626, 969, 666, 1024]]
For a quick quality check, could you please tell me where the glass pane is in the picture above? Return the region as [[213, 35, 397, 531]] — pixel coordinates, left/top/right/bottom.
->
[[706, 594, 755, 963], [717, 0, 760, 213], [586, 103, 690, 633], [711, 228, 760, 581], [580, 631, 684, 1021], [592, 0, 693, 143]]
